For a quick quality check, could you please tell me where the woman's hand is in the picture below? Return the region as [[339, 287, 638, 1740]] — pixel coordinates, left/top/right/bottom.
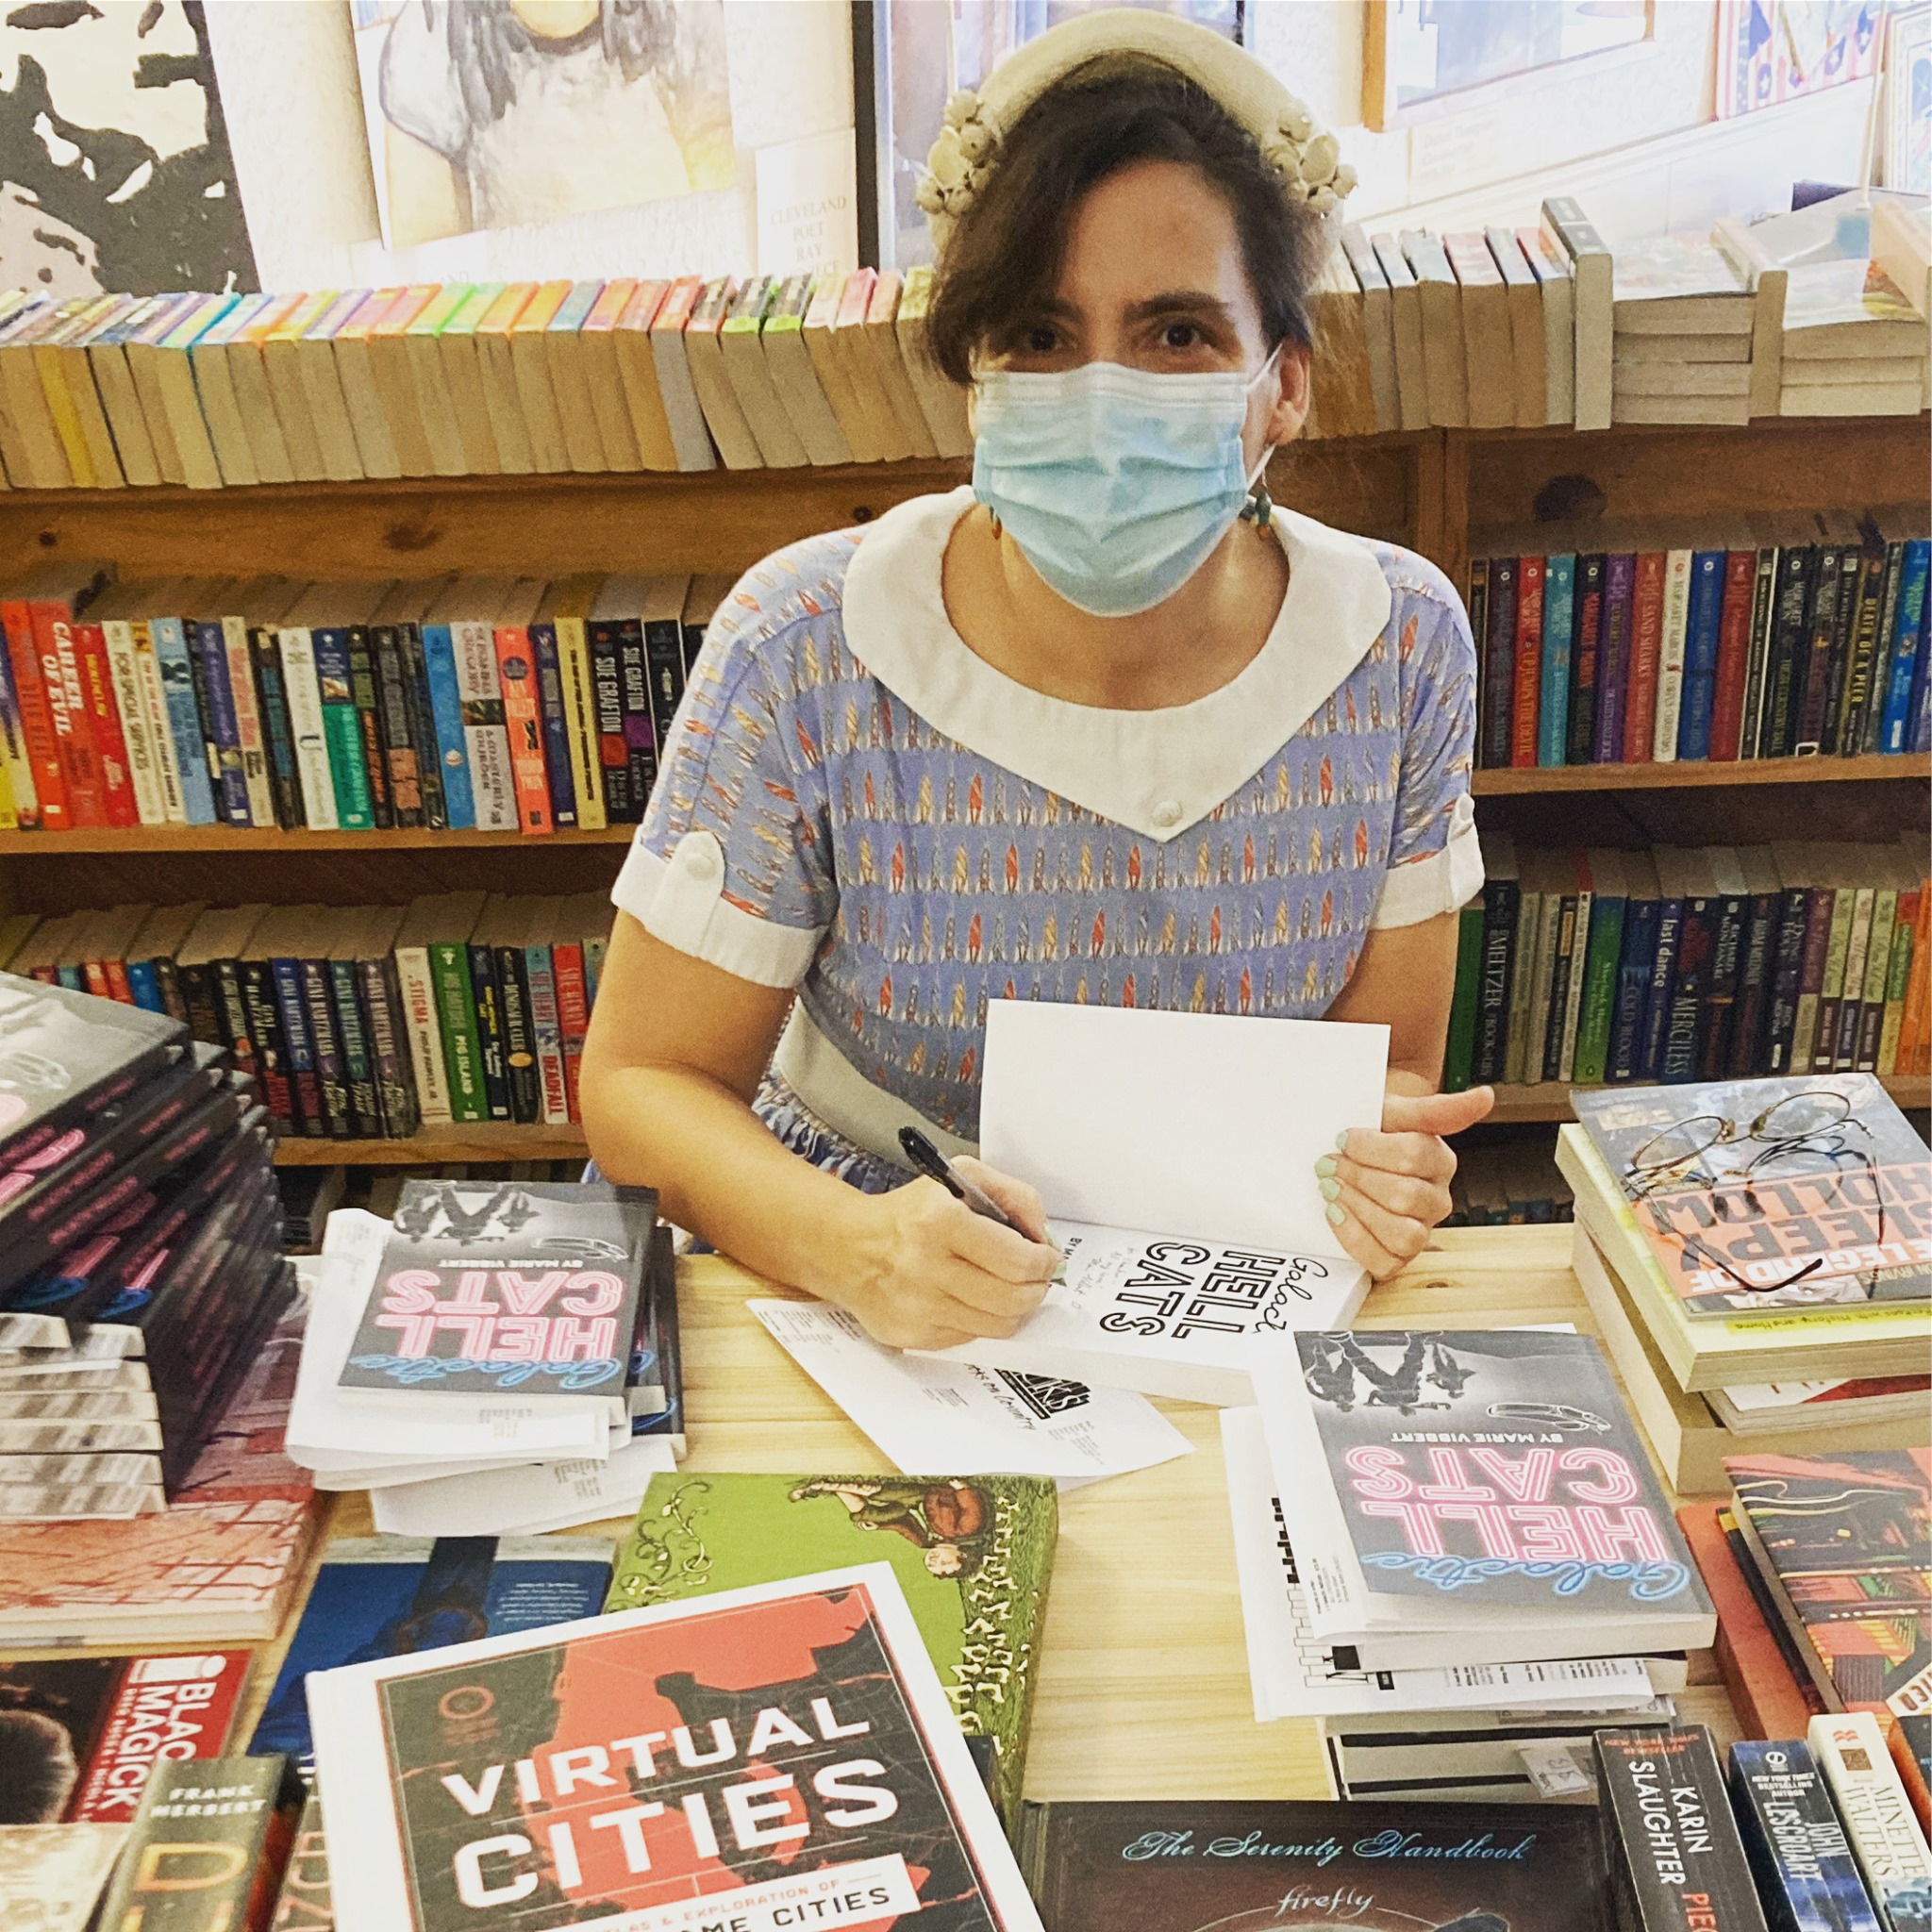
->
[[832, 1157, 1059, 1351], [1316, 1086, 1495, 1280]]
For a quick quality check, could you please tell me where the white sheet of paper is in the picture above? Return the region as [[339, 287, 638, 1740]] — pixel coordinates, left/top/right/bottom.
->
[[979, 1001, 1388, 1254], [370, 1438, 677, 1538], [750, 1299, 1192, 1485]]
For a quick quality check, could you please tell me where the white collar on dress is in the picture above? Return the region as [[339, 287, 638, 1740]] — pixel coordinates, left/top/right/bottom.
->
[[839, 485, 1392, 843]]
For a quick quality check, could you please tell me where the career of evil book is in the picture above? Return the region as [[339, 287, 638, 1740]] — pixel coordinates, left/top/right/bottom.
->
[[337, 1179, 656, 1410], [0, 1651, 248, 1826], [606, 1473, 1058, 1828], [1593, 1724, 1770, 1932], [1572, 1075, 1931, 1315], [1725, 1451, 1931, 1717], [1271, 1328, 1714, 1630], [1730, 1739, 1886, 1932], [308, 1563, 1045, 1932], [250, 1536, 615, 1778], [1013, 1797, 1616, 1930]]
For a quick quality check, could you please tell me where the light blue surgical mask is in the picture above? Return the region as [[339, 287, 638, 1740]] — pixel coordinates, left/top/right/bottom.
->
[[971, 352, 1278, 618]]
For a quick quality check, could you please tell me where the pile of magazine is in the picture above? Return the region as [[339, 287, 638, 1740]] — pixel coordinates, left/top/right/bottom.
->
[[0, 970, 292, 1520], [286, 1178, 682, 1535]]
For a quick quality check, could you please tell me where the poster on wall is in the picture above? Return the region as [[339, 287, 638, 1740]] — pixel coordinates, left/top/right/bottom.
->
[[1714, 0, 1895, 119], [1883, 4, 1929, 190], [0, 0, 255, 298], [352, 0, 737, 251]]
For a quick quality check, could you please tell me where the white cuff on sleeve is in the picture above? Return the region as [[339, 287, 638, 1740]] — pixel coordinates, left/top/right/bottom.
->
[[1370, 793, 1485, 929], [609, 830, 824, 988]]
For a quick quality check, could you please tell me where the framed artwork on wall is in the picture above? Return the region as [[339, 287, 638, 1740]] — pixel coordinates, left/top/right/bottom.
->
[[1363, 0, 1656, 133], [1715, 0, 1894, 120], [1883, 4, 1930, 190]]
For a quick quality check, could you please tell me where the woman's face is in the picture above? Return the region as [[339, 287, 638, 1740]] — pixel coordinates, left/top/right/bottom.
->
[[994, 157, 1309, 462]]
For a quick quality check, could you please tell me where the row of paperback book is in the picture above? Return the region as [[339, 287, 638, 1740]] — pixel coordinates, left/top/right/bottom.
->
[[1310, 195, 1930, 440], [1444, 836, 1932, 1095], [1470, 529, 1932, 770], [0, 265, 973, 497], [5, 890, 617, 1140], [1443, 1138, 1575, 1224], [0, 567, 728, 837]]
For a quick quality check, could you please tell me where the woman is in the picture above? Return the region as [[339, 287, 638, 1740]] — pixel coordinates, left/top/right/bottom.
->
[[582, 10, 1494, 1350]]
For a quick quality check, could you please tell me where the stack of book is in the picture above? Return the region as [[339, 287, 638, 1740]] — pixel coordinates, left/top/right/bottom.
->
[[1230, 1327, 1714, 1802], [1470, 526, 1930, 772], [8, 890, 617, 1141], [1560, 1073, 1931, 1495], [1611, 232, 1757, 427], [0, 566, 729, 836], [1780, 262, 1932, 416], [287, 1180, 682, 1533], [0, 973, 295, 1519], [1444, 837, 1931, 1095], [1446, 1138, 1575, 1224]]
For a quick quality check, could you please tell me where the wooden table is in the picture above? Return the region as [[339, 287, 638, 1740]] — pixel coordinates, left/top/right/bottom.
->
[[242, 1224, 1740, 1797]]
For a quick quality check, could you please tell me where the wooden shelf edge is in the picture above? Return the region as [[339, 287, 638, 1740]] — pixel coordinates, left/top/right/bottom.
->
[[1473, 753, 1929, 794], [1477, 1074, 1931, 1124], [0, 824, 639, 854], [274, 1126, 589, 1167]]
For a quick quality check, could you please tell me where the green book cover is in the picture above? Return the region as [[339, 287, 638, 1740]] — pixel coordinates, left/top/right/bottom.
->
[[430, 937, 486, 1121], [1442, 900, 1484, 1091], [1572, 892, 1627, 1086], [607, 1472, 1058, 1828], [311, 625, 374, 829]]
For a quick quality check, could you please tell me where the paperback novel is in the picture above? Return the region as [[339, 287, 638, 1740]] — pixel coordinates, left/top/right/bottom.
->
[[606, 1473, 1058, 1825], [337, 1179, 655, 1408], [271, 1793, 333, 1930], [1730, 1739, 1886, 1932], [0, 1822, 127, 1931], [1807, 1710, 1932, 1931]]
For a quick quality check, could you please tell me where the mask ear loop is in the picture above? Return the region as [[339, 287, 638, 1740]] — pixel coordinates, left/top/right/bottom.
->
[[1239, 342, 1285, 530]]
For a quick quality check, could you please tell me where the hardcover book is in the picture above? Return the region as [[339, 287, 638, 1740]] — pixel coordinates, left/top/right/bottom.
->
[[336, 1179, 655, 1411], [308, 1563, 1045, 1931], [1016, 1797, 1616, 1930], [606, 1472, 1057, 1826], [1572, 1074, 1931, 1315], [1730, 1738, 1886, 1932]]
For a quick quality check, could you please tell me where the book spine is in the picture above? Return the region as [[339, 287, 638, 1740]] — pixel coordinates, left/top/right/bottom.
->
[[1814, 886, 1857, 1074], [1739, 545, 1780, 759], [528, 621, 578, 829], [642, 607, 690, 766], [419, 621, 475, 829], [397, 624, 446, 830], [276, 628, 339, 831], [1501, 888, 1541, 1086], [1676, 549, 1725, 760], [430, 938, 487, 1123], [69, 621, 135, 827], [1557, 884, 1591, 1079], [1471, 877, 1517, 1084], [239, 955, 295, 1130], [100, 618, 166, 825], [525, 936, 570, 1124], [1794, 547, 1844, 755], [1480, 555, 1518, 769], [1809, 1714, 1932, 1932], [1566, 556, 1604, 765], [1841, 542, 1894, 756], [190, 617, 252, 824], [1443, 899, 1483, 1091], [1573, 892, 1625, 1086], [343, 625, 392, 828], [222, 613, 277, 828], [1728, 891, 1784, 1077], [1834, 888, 1877, 1074], [1637, 894, 1684, 1081], [1856, 890, 1898, 1073], [1878, 893, 1916, 1075], [214, 954, 255, 1070], [299, 955, 351, 1138], [1508, 554, 1544, 768], [175, 957, 225, 1044], [1824, 544, 1880, 757], [273, 1793, 333, 1931], [1626, 552, 1667, 763], [271, 954, 324, 1136], [589, 618, 634, 822], [327, 956, 380, 1137], [370, 625, 424, 829], [1660, 892, 1714, 1082], [353, 953, 414, 1139], [125, 957, 163, 1012], [1699, 891, 1750, 1080], [492, 624, 553, 834], [553, 936, 590, 1120], [1540, 894, 1577, 1081], [1708, 548, 1758, 762], [493, 935, 541, 1124], [453, 619, 517, 831], [616, 617, 658, 812], [1607, 894, 1658, 1083], [555, 613, 606, 832], [1762, 547, 1815, 758], [1876, 539, 1929, 755], [309, 628, 374, 830], [1790, 884, 1837, 1074], [1, 600, 68, 829], [125, 620, 187, 826], [466, 940, 513, 1121], [1594, 556, 1634, 761], [391, 941, 454, 1126], [249, 625, 305, 828], [1730, 1740, 1885, 1932], [582, 927, 608, 1007], [41, 607, 105, 824], [1537, 554, 1574, 767], [0, 623, 40, 830]]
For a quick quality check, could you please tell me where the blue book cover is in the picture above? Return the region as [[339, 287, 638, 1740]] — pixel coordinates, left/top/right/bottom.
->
[[1637, 893, 1685, 1082], [1676, 548, 1727, 760], [125, 958, 163, 1011], [1538, 554, 1574, 767], [248, 1536, 614, 1778], [1729, 1739, 1884, 1932], [190, 618, 251, 824], [528, 621, 577, 829], [1606, 891, 1659, 1083], [55, 964, 83, 991], [1876, 538, 1929, 755], [149, 614, 218, 824], [419, 621, 475, 828], [271, 951, 319, 1137]]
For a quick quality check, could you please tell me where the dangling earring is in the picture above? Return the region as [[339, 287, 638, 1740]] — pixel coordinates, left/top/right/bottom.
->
[[1241, 483, 1273, 529], [988, 507, 1003, 539]]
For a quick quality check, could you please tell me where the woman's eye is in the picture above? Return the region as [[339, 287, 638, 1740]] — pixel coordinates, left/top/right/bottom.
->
[[1024, 325, 1058, 353], [1163, 322, 1200, 350]]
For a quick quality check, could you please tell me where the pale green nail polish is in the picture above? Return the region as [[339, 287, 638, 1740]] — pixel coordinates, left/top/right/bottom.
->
[[1319, 1177, 1341, 1201], [1325, 1202, 1346, 1226], [1335, 1132, 1349, 1151], [1315, 1156, 1338, 1178]]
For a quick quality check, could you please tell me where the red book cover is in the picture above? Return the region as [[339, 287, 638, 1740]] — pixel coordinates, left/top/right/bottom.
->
[[1510, 553, 1545, 767], [33, 603, 105, 826], [492, 624, 553, 835], [554, 935, 589, 1119], [1623, 550, 1666, 762], [102, 958, 134, 1004], [1708, 547, 1757, 761], [2, 595, 69, 829], [69, 620, 136, 826]]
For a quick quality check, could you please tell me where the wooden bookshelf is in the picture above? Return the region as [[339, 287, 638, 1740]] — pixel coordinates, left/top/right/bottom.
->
[[1486, 1074, 1932, 1125], [0, 824, 637, 856], [1472, 753, 1929, 796], [273, 1124, 589, 1167]]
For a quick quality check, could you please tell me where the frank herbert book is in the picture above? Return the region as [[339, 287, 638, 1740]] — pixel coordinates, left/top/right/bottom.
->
[[606, 1473, 1058, 1826], [1014, 1798, 1616, 1930], [337, 1179, 655, 1415], [308, 1563, 1044, 1932]]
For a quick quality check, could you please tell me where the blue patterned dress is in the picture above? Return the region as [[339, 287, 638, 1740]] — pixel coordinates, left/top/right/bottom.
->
[[612, 488, 1482, 1191]]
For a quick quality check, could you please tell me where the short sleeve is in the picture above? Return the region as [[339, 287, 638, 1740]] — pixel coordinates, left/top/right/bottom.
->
[[1371, 569, 1485, 929], [609, 559, 841, 988]]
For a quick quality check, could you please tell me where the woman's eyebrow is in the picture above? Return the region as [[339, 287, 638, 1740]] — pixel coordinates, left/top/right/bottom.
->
[[1124, 291, 1237, 325]]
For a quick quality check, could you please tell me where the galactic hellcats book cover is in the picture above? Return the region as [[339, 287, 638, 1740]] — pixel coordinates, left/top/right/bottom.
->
[[339, 1179, 655, 1404]]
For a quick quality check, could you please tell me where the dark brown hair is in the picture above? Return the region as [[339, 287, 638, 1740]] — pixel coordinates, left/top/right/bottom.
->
[[923, 54, 1329, 387]]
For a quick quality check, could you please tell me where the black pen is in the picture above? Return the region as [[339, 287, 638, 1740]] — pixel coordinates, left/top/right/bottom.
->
[[898, 1126, 1027, 1234]]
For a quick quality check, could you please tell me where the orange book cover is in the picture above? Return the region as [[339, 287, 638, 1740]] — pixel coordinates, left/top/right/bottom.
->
[[371, 284, 438, 341], [584, 277, 636, 334], [0, 593, 64, 828], [477, 281, 537, 341], [492, 624, 553, 835], [236, 289, 306, 347], [31, 597, 104, 826], [510, 279, 572, 340], [647, 275, 702, 337]]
